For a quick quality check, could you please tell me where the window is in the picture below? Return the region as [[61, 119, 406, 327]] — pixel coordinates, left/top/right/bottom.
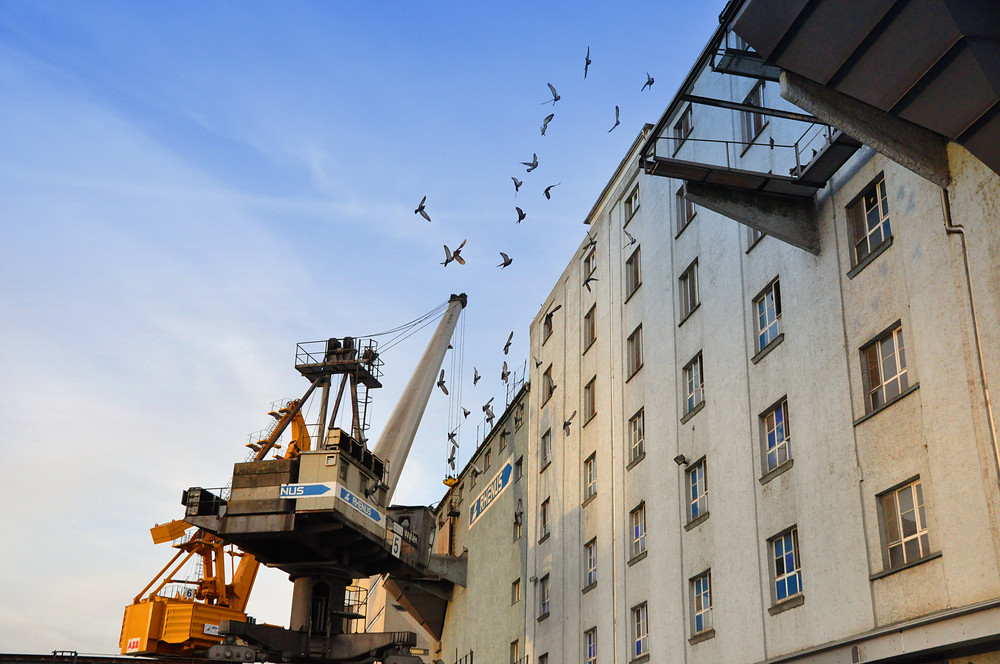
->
[[625, 247, 641, 298], [583, 454, 596, 501], [761, 398, 790, 472], [583, 304, 597, 351], [543, 314, 554, 341], [542, 366, 555, 403], [470, 470, 476, 488], [849, 175, 891, 266], [879, 478, 930, 570], [512, 578, 521, 604], [747, 224, 764, 247], [741, 81, 766, 146], [515, 456, 523, 479], [540, 429, 552, 467], [583, 247, 597, 278], [583, 376, 597, 423], [862, 323, 909, 412], [691, 571, 712, 635], [683, 353, 704, 415], [584, 628, 597, 664], [755, 278, 781, 351], [626, 325, 643, 378], [510, 640, 519, 664], [538, 654, 548, 664], [484, 448, 492, 470], [687, 459, 708, 522], [673, 104, 693, 152], [629, 409, 645, 463], [630, 503, 646, 559], [539, 574, 550, 617], [771, 528, 802, 602], [631, 602, 649, 658], [679, 259, 699, 321], [676, 185, 696, 234], [584, 538, 597, 587], [513, 513, 522, 541], [540, 498, 550, 540], [499, 431, 508, 452], [515, 403, 524, 429], [625, 184, 640, 220]]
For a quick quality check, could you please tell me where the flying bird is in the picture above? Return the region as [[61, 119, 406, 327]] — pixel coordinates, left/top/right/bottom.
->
[[516, 207, 527, 224], [462, 407, 471, 419], [541, 113, 554, 136], [471, 462, 483, 477], [522, 153, 539, 172], [448, 448, 456, 470], [624, 229, 637, 246], [584, 276, 598, 292], [503, 331, 514, 355], [512, 177, 523, 194], [441, 239, 467, 266], [414, 195, 431, 222], [437, 369, 449, 395], [474, 368, 481, 386], [501, 361, 510, 383], [498, 252, 513, 268], [641, 72, 654, 91], [584, 230, 597, 250], [447, 428, 458, 445], [584, 46, 592, 78], [543, 82, 560, 105], [544, 304, 562, 327], [544, 183, 561, 200], [482, 397, 494, 413], [608, 105, 620, 133], [563, 410, 577, 436], [533, 355, 542, 368]]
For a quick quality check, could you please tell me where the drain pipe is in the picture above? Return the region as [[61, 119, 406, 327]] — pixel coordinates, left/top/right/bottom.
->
[[940, 188, 1000, 480]]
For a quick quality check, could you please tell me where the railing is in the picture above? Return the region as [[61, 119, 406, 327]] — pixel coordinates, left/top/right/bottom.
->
[[295, 337, 384, 382], [454, 650, 473, 664]]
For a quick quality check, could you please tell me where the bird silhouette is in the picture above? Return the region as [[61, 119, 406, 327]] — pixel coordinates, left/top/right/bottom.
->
[[624, 229, 637, 246], [482, 397, 494, 412], [541, 113, 554, 136], [522, 153, 538, 172], [503, 331, 514, 355], [544, 304, 562, 327], [584, 230, 597, 250], [498, 252, 513, 268], [463, 407, 471, 419], [501, 361, 510, 383], [609, 105, 620, 132], [474, 368, 481, 386], [543, 82, 560, 105], [512, 177, 523, 194], [437, 369, 449, 395], [584, 276, 598, 292], [584, 46, 592, 79], [563, 410, 577, 436], [415, 195, 431, 222], [544, 183, 561, 200], [471, 462, 483, 477], [516, 207, 526, 224], [447, 428, 458, 445], [533, 355, 543, 368], [641, 72, 654, 91], [442, 239, 467, 266]]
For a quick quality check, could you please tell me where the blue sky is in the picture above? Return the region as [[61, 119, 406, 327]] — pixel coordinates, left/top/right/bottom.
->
[[0, 1, 724, 653]]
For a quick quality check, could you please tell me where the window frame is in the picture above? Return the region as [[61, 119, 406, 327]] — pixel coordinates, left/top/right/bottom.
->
[[687, 458, 708, 523], [746, 224, 764, 250], [540, 497, 551, 541], [625, 246, 642, 300], [626, 324, 643, 379], [542, 365, 555, 404], [878, 477, 930, 571], [760, 397, 791, 474], [848, 173, 891, 269], [540, 429, 552, 468], [691, 570, 713, 636], [584, 538, 598, 588], [770, 527, 803, 604], [673, 104, 693, 153], [511, 578, 521, 604], [583, 453, 597, 502], [631, 602, 649, 658], [628, 408, 645, 465], [624, 184, 640, 222], [679, 258, 699, 323], [741, 81, 767, 149], [754, 277, 781, 352], [683, 352, 705, 416], [676, 185, 696, 236], [630, 502, 647, 560], [538, 574, 550, 618], [584, 627, 597, 664], [861, 322, 910, 413], [583, 247, 597, 279], [583, 376, 597, 424], [583, 304, 597, 353], [510, 640, 519, 664]]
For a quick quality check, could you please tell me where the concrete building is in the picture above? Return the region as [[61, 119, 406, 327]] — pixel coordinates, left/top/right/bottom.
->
[[520, 2, 1000, 664]]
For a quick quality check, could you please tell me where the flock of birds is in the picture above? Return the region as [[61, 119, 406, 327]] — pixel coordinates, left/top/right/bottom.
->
[[413, 46, 657, 479]]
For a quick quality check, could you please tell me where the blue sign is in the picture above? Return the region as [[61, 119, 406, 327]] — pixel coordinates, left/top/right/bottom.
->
[[280, 483, 333, 498], [337, 486, 383, 524], [469, 458, 514, 527]]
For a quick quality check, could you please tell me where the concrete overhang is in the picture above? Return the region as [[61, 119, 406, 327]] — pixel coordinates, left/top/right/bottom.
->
[[733, 0, 1000, 178]]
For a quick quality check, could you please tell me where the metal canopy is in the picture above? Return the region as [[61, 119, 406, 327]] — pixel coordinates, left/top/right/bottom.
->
[[733, 0, 1000, 176]]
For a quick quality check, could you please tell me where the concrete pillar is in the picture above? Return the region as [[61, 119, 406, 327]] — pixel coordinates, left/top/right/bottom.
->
[[289, 575, 350, 635]]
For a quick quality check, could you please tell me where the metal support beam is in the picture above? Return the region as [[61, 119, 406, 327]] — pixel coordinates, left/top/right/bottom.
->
[[680, 93, 824, 125], [779, 70, 951, 187], [684, 181, 820, 255]]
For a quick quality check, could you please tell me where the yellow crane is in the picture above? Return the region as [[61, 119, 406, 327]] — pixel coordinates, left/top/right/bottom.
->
[[119, 400, 313, 656]]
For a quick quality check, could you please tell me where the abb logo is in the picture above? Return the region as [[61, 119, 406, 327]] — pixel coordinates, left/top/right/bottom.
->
[[126, 638, 141, 653]]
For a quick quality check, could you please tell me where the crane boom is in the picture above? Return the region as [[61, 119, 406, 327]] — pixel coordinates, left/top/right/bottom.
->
[[374, 292, 466, 501]]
